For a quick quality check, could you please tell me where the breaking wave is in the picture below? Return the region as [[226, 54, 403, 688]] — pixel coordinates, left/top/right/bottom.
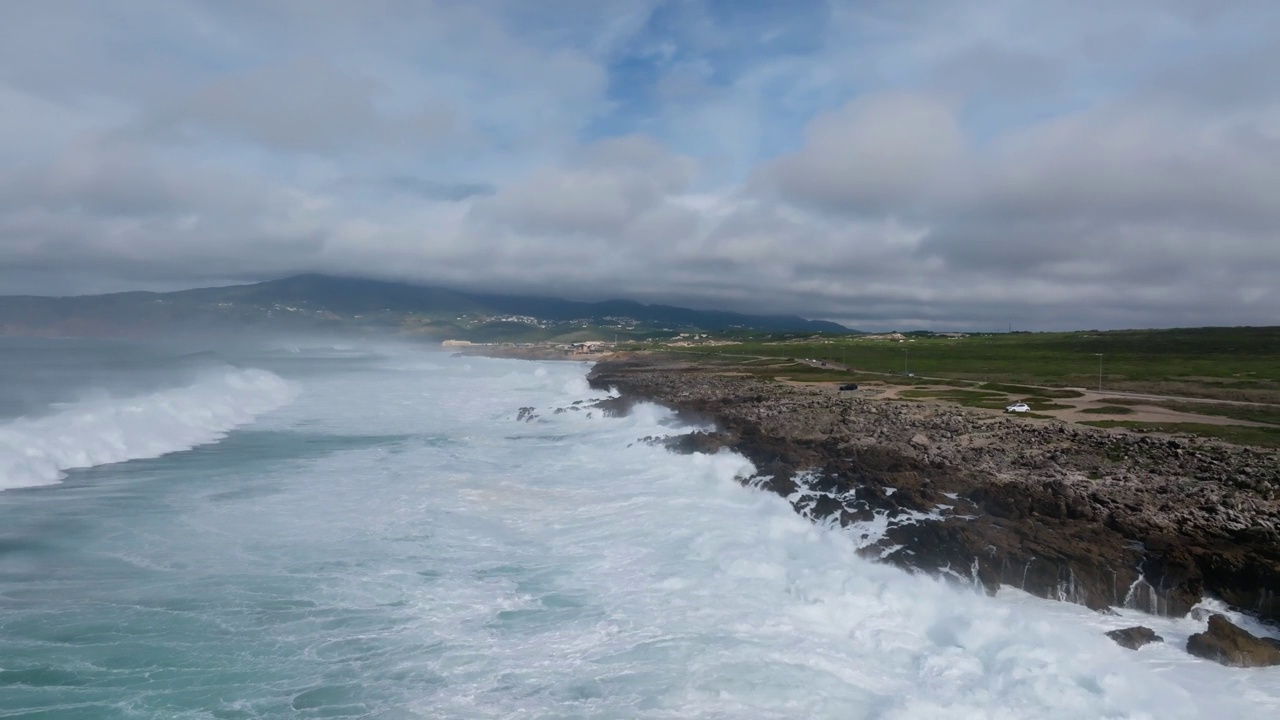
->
[[0, 367, 297, 490]]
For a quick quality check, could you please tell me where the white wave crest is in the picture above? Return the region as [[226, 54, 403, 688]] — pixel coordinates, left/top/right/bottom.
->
[[0, 368, 297, 490]]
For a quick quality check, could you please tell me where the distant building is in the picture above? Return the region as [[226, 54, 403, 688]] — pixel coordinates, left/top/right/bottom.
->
[[441, 339, 473, 347]]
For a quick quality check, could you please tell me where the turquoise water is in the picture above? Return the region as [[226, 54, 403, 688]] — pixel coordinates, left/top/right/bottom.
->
[[0, 341, 1277, 718]]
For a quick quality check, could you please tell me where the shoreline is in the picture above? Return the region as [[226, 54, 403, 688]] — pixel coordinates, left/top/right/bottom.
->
[[580, 354, 1279, 629]]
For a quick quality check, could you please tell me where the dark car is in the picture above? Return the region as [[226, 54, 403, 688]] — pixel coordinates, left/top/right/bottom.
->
[[839, 383, 859, 391]]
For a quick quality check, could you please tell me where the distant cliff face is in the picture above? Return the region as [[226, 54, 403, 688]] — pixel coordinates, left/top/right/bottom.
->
[[0, 274, 849, 340]]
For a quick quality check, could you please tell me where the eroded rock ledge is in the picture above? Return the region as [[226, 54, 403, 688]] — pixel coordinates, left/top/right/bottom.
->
[[586, 356, 1280, 623]]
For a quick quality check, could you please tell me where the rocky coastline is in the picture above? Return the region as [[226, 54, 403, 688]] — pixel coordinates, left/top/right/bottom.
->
[[583, 354, 1280, 651]]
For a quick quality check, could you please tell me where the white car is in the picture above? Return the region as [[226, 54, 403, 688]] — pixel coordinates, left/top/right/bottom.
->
[[1005, 402, 1030, 413]]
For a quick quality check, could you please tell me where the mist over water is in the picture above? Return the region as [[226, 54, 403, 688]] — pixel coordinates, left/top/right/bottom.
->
[[0, 341, 1276, 718]]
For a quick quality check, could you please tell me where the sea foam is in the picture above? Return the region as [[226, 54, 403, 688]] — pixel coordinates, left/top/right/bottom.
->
[[1, 350, 1277, 718], [0, 366, 296, 490]]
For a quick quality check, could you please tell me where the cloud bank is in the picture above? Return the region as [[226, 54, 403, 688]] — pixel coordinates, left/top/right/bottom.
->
[[0, 0, 1276, 329]]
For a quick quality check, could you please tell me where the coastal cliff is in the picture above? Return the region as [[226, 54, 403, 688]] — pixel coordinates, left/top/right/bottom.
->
[[585, 355, 1280, 624]]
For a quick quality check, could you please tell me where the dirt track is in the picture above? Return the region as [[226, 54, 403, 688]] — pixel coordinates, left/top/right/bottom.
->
[[859, 383, 1277, 428], [771, 364, 1278, 430]]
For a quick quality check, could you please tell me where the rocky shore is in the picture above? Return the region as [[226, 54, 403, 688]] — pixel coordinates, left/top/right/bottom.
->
[[584, 355, 1280, 645]]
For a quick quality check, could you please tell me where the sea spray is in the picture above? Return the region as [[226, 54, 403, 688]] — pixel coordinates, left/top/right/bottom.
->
[[0, 367, 296, 490], [0, 347, 1277, 718]]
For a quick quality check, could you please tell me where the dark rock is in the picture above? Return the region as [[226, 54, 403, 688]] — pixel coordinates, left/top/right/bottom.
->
[[1186, 614, 1280, 667], [661, 431, 732, 455], [591, 396, 638, 418], [585, 355, 1280, 624], [1106, 626, 1163, 650]]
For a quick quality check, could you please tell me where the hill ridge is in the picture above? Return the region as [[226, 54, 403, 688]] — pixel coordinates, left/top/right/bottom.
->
[[0, 274, 849, 339]]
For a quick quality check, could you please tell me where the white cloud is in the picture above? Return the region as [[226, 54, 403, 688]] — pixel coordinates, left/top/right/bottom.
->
[[0, 0, 1277, 329], [759, 93, 966, 214], [476, 135, 697, 237]]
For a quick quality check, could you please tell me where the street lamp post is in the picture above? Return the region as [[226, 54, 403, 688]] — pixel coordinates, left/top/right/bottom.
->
[[1094, 353, 1103, 391]]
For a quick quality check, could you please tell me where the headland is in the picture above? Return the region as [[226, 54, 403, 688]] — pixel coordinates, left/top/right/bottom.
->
[[575, 351, 1280, 662]]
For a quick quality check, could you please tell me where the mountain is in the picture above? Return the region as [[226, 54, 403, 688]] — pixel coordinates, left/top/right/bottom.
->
[[0, 274, 849, 339]]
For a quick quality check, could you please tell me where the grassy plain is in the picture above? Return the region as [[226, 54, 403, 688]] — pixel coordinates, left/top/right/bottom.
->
[[1101, 398, 1280, 425], [660, 326, 1280, 404], [1079, 420, 1280, 449], [1080, 406, 1136, 415], [645, 327, 1280, 449]]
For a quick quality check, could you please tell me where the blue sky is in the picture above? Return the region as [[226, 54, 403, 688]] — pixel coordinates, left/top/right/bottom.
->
[[0, 0, 1277, 329]]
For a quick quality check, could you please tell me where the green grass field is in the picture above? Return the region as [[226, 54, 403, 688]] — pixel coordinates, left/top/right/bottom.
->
[[662, 327, 1280, 404], [897, 387, 1073, 412], [1079, 420, 1280, 449], [647, 327, 1280, 448], [900, 388, 1008, 409], [1097, 398, 1280, 425], [1081, 406, 1136, 415]]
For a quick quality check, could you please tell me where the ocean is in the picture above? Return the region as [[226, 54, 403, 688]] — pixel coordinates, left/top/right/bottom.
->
[[0, 338, 1277, 719]]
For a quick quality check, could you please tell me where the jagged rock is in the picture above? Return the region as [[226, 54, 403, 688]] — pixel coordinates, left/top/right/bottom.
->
[[1190, 607, 1213, 622], [661, 431, 732, 455], [516, 406, 536, 422], [1186, 615, 1280, 667], [1106, 626, 1163, 650], [591, 396, 637, 418], [586, 355, 1280, 624]]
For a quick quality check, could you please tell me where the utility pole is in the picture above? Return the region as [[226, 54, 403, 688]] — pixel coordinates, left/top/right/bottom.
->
[[904, 347, 909, 374], [1094, 353, 1103, 391]]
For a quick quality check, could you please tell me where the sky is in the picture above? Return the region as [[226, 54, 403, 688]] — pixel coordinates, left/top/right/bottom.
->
[[1, 0, 1278, 330]]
